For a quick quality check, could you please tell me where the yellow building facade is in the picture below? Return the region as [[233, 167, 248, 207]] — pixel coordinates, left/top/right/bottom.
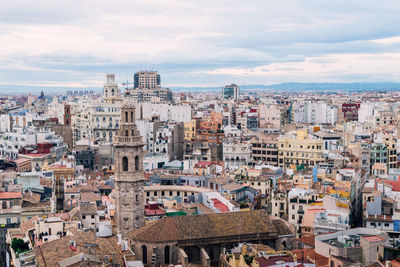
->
[[184, 119, 197, 141], [278, 129, 324, 168]]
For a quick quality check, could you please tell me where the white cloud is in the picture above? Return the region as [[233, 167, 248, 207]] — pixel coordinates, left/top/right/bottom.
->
[[0, 0, 400, 87], [197, 53, 400, 84]]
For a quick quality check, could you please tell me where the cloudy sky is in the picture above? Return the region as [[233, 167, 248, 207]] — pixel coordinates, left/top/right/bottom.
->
[[1, 0, 400, 89]]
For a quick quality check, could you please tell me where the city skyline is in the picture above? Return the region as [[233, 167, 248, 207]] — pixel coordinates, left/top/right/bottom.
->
[[1, 0, 400, 90]]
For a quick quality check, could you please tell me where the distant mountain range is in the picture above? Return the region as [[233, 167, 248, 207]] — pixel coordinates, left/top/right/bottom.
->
[[1, 82, 400, 95], [0, 84, 101, 95], [172, 82, 400, 93]]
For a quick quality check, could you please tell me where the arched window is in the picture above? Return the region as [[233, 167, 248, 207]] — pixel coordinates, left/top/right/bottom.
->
[[135, 156, 139, 171], [131, 112, 134, 122], [142, 245, 147, 264], [132, 130, 134, 136], [165, 245, 170, 264], [125, 111, 128, 123], [122, 156, 128, 171], [126, 130, 129, 137]]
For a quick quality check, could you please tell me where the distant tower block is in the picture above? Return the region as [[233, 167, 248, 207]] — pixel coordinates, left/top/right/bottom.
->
[[134, 70, 161, 89], [222, 84, 240, 100], [114, 100, 145, 237]]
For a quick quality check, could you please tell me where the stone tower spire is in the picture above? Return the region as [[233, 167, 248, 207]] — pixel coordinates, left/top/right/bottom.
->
[[114, 100, 145, 237]]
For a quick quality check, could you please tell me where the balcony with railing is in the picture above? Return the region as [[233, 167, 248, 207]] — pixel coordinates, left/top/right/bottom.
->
[[114, 136, 143, 145], [314, 218, 348, 231]]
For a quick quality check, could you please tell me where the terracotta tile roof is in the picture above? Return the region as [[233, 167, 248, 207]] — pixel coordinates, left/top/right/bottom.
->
[[222, 182, 246, 192], [20, 216, 39, 234], [69, 206, 81, 221], [208, 176, 229, 185], [0, 191, 21, 199], [22, 192, 41, 204], [290, 248, 329, 266], [80, 191, 101, 203], [48, 212, 70, 221], [80, 184, 100, 193], [64, 187, 80, 193], [40, 178, 53, 188], [128, 210, 293, 243], [79, 203, 97, 215], [34, 230, 128, 267]]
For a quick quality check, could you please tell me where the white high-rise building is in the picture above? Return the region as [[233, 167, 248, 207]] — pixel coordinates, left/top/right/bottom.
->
[[295, 101, 338, 125], [358, 102, 375, 123]]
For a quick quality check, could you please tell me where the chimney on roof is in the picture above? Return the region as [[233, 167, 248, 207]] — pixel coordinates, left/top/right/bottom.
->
[[112, 253, 116, 267], [117, 233, 122, 244]]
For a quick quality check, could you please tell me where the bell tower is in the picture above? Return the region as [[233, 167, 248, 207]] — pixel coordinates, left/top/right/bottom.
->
[[114, 100, 145, 237]]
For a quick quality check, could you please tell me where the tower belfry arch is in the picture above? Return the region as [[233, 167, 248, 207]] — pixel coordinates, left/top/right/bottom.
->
[[114, 100, 145, 237]]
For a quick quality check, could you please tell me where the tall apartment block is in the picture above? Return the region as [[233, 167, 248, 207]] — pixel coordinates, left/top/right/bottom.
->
[[222, 84, 240, 99], [134, 71, 161, 89]]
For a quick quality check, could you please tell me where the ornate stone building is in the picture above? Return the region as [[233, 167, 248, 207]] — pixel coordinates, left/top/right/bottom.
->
[[103, 74, 122, 104], [114, 101, 145, 237], [127, 210, 295, 267]]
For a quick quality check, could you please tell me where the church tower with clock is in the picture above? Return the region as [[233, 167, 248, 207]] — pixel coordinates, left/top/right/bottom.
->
[[114, 100, 145, 237]]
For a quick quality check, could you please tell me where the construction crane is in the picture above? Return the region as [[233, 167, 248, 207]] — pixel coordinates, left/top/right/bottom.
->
[[122, 80, 134, 90]]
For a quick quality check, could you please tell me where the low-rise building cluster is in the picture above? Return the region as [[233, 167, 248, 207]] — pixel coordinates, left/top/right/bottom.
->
[[2, 72, 400, 266]]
